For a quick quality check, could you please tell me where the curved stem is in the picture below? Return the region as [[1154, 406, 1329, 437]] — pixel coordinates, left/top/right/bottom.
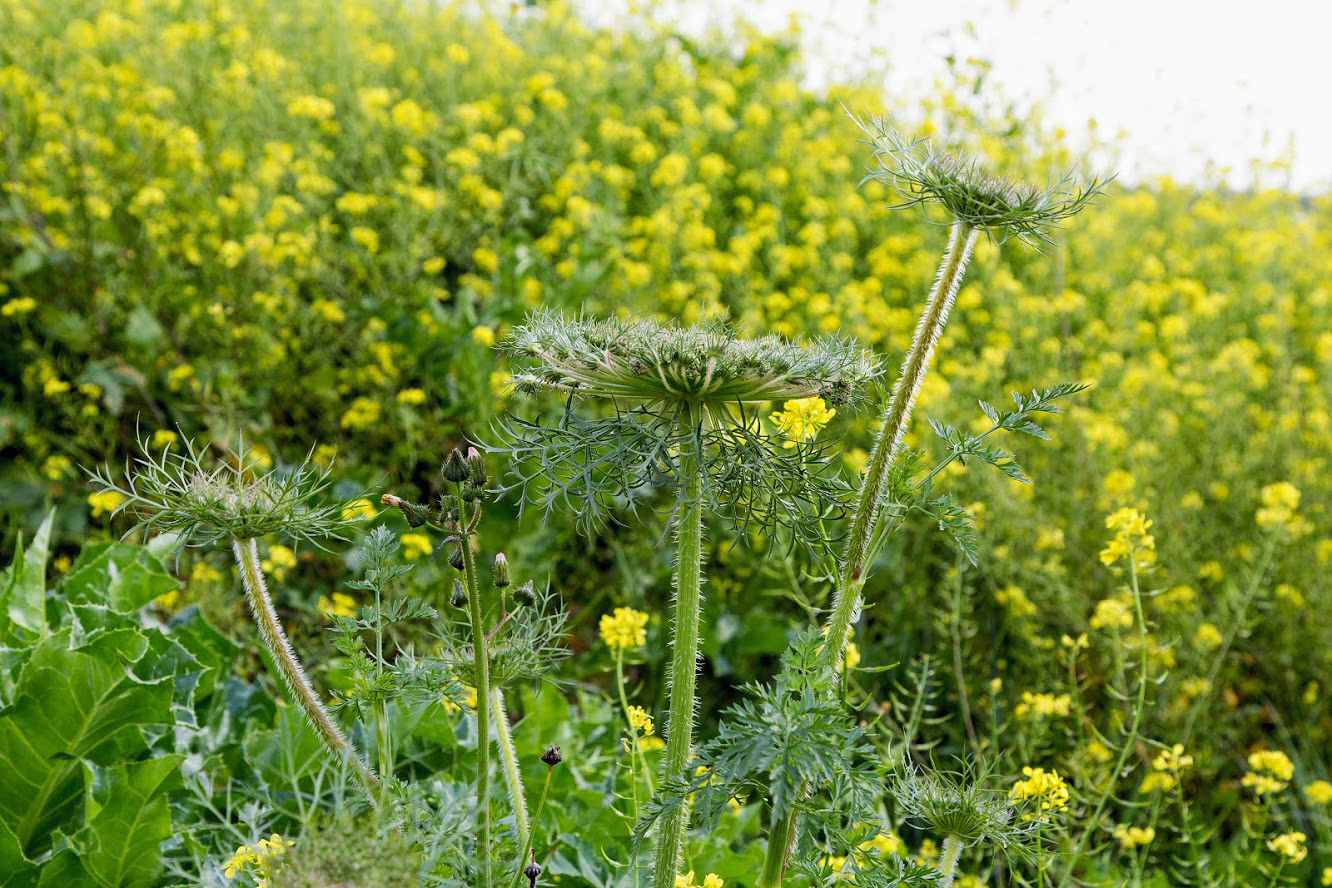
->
[[492, 687, 530, 851], [459, 486, 494, 888], [937, 835, 964, 888], [231, 537, 377, 794], [650, 402, 707, 888]]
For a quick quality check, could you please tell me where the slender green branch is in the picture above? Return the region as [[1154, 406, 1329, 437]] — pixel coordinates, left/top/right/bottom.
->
[[459, 486, 494, 888], [492, 688, 530, 850], [231, 537, 377, 794], [509, 767, 554, 888], [650, 402, 707, 888]]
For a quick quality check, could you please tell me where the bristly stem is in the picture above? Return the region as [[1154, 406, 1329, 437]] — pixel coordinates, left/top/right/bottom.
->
[[758, 222, 978, 887], [459, 484, 494, 888], [492, 687, 530, 851], [231, 537, 377, 794], [822, 220, 978, 671], [650, 401, 706, 888], [938, 834, 964, 887]]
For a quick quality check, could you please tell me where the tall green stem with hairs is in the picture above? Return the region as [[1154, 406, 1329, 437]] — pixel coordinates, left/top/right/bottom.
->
[[758, 222, 979, 887], [650, 402, 706, 888], [458, 483, 495, 888], [937, 835, 964, 888], [231, 537, 377, 795], [491, 688, 530, 851]]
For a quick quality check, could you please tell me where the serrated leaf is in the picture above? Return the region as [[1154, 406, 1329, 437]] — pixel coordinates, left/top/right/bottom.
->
[[73, 755, 182, 888], [0, 508, 54, 641], [58, 543, 179, 614], [0, 629, 172, 857]]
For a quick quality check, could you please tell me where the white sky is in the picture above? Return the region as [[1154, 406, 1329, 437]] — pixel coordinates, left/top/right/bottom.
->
[[579, 0, 1332, 192]]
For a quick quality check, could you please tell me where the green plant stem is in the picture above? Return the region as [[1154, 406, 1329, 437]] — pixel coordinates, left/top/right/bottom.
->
[[650, 402, 706, 888], [491, 687, 530, 850], [458, 487, 494, 888], [1059, 555, 1149, 886], [230, 537, 377, 794], [758, 222, 979, 888], [937, 835, 964, 888], [508, 768, 554, 888]]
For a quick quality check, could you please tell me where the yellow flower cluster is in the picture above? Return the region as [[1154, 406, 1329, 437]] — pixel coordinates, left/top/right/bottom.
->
[[1242, 749, 1295, 795], [1112, 824, 1156, 848], [675, 873, 722, 888], [769, 396, 836, 448], [1015, 691, 1072, 720], [1098, 508, 1155, 568], [222, 833, 294, 886], [626, 705, 655, 737], [1010, 766, 1070, 814], [317, 592, 358, 620], [1255, 481, 1309, 537], [600, 607, 650, 652], [1266, 831, 1307, 863]]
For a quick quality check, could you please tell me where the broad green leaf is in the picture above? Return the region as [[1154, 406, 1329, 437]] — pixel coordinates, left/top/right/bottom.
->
[[0, 821, 37, 888], [0, 629, 171, 856], [0, 508, 54, 641], [59, 542, 178, 614], [241, 704, 331, 792], [74, 755, 182, 888], [34, 850, 89, 887]]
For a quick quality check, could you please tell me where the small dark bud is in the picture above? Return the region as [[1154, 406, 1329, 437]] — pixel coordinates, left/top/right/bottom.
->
[[382, 494, 432, 528], [514, 580, 536, 607], [448, 546, 465, 571], [451, 579, 467, 608], [493, 553, 511, 587], [466, 446, 488, 485], [540, 745, 562, 767], [441, 448, 470, 483], [524, 861, 542, 888]]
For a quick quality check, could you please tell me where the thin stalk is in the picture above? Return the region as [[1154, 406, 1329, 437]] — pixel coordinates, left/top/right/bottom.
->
[[230, 537, 377, 794], [491, 688, 530, 850], [1059, 555, 1149, 886], [459, 486, 494, 888], [509, 768, 555, 888], [759, 222, 979, 887], [937, 835, 964, 888], [650, 401, 706, 888]]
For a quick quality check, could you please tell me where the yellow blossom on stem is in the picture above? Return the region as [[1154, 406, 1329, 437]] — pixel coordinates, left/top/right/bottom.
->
[[769, 396, 835, 448], [599, 607, 649, 652]]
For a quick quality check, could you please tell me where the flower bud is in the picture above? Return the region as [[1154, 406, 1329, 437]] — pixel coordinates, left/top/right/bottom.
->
[[524, 860, 542, 888], [448, 546, 465, 571], [451, 579, 467, 608], [441, 448, 470, 483], [493, 553, 511, 587], [514, 579, 536, 607], [541, 745, 562, 767], [381, 494, 432, 528], [466, 446, 488, 486], [462, 482, 484, 503]]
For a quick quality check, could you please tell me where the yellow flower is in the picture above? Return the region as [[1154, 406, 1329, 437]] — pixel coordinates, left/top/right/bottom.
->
[[340, 397, 381, 430], [2, 296, 37, 316], [287, 94, 335, 120], [1090, 597, 1133, 631], [350, 226, 380, 254], [88, 490, 126, 518], [341, 498, 377, 522], [626, 705, 654, 736], [1015, 691, 1072, 719], [843, 641, 860, 671], [1266, 831, 1307, 863], [1098, 507, 1155, 567], [318, 591, 358, 619], [262, 544, 297, 580], [1112, 824, 1156, 848], [471, 326, 497, 347], [769, 396, 835, 448], [599, 607, 649, 652], [1243, 749, 1294, 795], [1010, 766, 1070, 814], [1255, 481, 1309, 537], [1152, 744, 1194, 774], [674, 873, 722, 888], [396, 388, 427, 406], [401, 532, 433, 560]]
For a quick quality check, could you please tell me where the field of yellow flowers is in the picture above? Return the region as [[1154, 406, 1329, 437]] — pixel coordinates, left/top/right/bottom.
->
[[2, 0, 1330, 885]]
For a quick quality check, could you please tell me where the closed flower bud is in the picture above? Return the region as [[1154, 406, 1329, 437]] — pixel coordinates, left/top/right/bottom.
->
[[466, 446, 488, 485], [381, 494, 432, 528], [524, 861, 542, 887], [462, 481, 484, 503], [541, 745, 562, 767], [514, 579, 536, 606], [438, 494, 459, 523], [441, 448, 470, 483], [448, 546, 465, 571], [451, 579, 466, 608], [493, 553, 511, 587]]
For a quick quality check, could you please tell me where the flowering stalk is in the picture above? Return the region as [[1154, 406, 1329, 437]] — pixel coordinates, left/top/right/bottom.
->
[[651, 403, 706, 888], [231, 537, 377, 794], [492, 688, 530, 850]]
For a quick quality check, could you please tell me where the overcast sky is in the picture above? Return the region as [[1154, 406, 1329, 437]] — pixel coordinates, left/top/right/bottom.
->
[[580, 0, 1332, 192]]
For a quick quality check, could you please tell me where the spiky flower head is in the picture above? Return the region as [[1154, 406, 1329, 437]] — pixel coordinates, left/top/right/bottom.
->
[[506, 310, 877, 413], [890, 761, 1042, 853], [852, 112, 1107, 247], [87, 436, 364, 549]]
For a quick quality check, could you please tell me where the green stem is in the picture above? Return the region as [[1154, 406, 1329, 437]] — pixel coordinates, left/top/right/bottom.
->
[[822, 220, 978, 671], [757, 223, 979, 887], [1059, 555, 1149, 886], [458, 487, 494, 888], [509, 768, 554, 888], [650, 402, 706, 888], [937, 835, 964, 888], [491, 687, 530, 850], [230, 538, 377, 794]]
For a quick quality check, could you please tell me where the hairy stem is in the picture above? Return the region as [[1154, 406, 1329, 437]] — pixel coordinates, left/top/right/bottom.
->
[[938, 835, 964, 888], [231, 537, 377, 794], [459, 488, 494, 888], [650, 402, 706, 888], [822, 220, 978, 670], [491, 688, 530, 851]]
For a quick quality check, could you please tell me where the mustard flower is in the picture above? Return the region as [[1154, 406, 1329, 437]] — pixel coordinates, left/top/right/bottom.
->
[[1266, 831, 1307, 863], [769, 396, 836, 449], [1307, 779, 1332, 805], [1243, 749, 1295, 795], [1009, 767, 1070, 815], [1098, 507, 1155, 567], [600, 606, 649, 652]]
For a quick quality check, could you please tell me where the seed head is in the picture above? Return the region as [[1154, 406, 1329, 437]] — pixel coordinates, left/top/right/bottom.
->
[[541, 745, 563, 767], [851, 112, 1107, 248]]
